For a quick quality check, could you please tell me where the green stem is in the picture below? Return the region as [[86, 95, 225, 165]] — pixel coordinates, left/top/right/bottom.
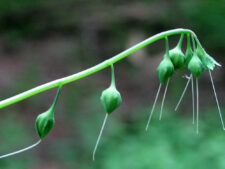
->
[[0, 28, 196, 109], [165, 36, 170, 58], [50, 85, 63, 114], [177, 33, 184, 49], [110, 64, 116, 87]]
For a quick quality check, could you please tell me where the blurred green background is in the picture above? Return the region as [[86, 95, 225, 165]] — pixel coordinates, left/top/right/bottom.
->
[[0, 0, 224, 168]]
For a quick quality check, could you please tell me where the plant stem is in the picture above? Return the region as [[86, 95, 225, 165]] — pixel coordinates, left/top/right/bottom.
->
[[0, 28, 196, 109]]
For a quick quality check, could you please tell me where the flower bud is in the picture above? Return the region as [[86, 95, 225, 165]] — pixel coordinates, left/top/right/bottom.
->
[[35, 86, 62, 139], [35, 109, 55, 139], [100, 86, 122, 114], [169, 34, 185, 69], [188, 53, 204, 77], [157, 57, 174, 83], [196, 42, 221, 70]]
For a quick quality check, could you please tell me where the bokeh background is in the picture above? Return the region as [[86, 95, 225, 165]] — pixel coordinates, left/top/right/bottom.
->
[[0, 0, 224, 168]]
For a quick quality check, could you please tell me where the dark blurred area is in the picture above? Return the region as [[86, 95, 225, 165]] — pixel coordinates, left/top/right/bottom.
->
[[0, 0, 224, 168]]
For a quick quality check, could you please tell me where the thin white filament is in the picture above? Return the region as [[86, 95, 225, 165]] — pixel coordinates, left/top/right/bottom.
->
[[175, 75, 192, 111], [159, 79, 170, 120], [93, 114, 108, 161], [196, 78, 199, 134], [0, 140, 41, 159], [191, 76, 195, 124], [145, 84, 162, 131], [208, 69, 225, 130]]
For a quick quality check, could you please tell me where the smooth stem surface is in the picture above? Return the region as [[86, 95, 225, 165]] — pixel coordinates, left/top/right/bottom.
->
[[191, 76, 195, 124], [93, 114, 108, 161], [146, 84, 162, 131], [159, 78, 170, 120], [0, 140, 41, 159], [175, 75, 192, 111], [196, 78, 199, 134], [0, 28, 196, 109], [208, 70, 225, 130]]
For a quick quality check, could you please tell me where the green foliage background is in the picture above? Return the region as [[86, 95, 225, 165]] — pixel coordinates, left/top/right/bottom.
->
[[0, 0, 224, 168]]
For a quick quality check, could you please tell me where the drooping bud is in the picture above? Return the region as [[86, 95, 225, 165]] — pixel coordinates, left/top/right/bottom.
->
[[100, 64, 122, 114], [188, 53, 204, 77], [195, 40, 221, 70], [35, 86, 62, 139], [169, 34, 185, 69], [157, 56, 174, 83], [184, 34, 193, 65]]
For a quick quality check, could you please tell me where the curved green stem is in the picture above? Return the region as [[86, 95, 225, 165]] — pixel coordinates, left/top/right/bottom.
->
[[0, 28, 196, 109]]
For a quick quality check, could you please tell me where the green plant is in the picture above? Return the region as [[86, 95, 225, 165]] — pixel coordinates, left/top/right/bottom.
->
[[0, 28, 223, 160]]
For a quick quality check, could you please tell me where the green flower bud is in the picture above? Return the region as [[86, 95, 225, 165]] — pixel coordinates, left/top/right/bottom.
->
[[35, 86, 62, 139], [100, 64, 122, 114], [196, 42, 221, 70], [169, 34, 185, 69], [100, 86, 122, 114], [157, 57, 174, 83], [36, 109, 55, 139], [188, 53, 204, 77]]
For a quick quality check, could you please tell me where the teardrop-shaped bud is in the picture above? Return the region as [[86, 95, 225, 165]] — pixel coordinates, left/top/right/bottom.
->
[[100, 64, 122, 114], [100, 86, 122, 114], [36, 109, 55, 139], [169, 34, 185, 69], [35, 86, 62, 139], [188, 53, 204, 77], [184, 34, 193, 65], [157, 57, 174, 83]]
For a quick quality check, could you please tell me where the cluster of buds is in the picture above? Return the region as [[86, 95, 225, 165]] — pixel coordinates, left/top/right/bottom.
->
[[146, 33, 222, 135]]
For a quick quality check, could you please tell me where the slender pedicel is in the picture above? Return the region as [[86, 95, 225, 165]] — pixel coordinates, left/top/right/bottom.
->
[[159, 79, 170, 120], [208, 70, 225, 130], [196, 78, 199, 134], [0, 140, 41, 159], [175, 75, 192, 111], [93, 114, 108, 161], [191, 76, 195, 124], [146, 84, 162, 131]]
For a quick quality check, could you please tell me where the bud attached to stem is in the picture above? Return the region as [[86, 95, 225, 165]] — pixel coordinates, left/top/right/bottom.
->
[[157, 37, 174, 83], [35, 86, 62, 139], [169, 34, 185, 69], [100, 64, 122, 114]]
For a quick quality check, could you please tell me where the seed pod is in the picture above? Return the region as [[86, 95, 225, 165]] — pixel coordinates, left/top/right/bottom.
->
[[35, 86, 62, 139], [169, 34, 185, 69], [188, 53, 204, 77], [184, 34, 193, 65], [100, 65, 122, 114], [157, 56, 174, 83]]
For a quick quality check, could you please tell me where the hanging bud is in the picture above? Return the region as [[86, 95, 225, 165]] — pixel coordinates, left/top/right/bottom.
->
[[188, 53, 204, 77], [35, 86, 62, 139], [195, 41, 221, 70], [184, 34, 193, 65], [157, 56, 174, 83], [100, 64, 122, 114], [169, 34, 185, 69]]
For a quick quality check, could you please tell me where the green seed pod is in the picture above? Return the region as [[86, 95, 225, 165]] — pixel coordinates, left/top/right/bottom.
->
[[184, 34, 193, 65], [100, 64, 122, 114], [35, 86, 62, 139], [188, 53, 204, 77], [169, 34, 185, 69], [157, 56, 174, 83]]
